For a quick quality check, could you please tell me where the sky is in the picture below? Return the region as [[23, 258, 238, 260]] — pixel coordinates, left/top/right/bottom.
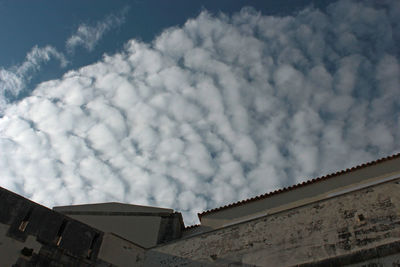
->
[[0, 0, 399, 225]]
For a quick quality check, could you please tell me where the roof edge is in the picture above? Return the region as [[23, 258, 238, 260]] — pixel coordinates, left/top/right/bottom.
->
[[198, 153, 400, 220]]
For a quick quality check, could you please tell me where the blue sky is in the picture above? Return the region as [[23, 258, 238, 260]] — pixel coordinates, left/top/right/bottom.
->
[[0, 0, 332, 89], [0, 0, 399, 225]]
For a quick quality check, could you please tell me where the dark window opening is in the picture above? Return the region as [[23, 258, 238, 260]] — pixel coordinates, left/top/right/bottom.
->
[[55, 220, 68, 246], [87, 233, 100, 259], [19, 208, 33, 232], [21, 247, 34, 257]]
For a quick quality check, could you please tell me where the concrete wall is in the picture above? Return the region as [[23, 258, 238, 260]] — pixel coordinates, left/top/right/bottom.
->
[[145, 178, 400, 266], [97, 232, 146, 267], [0, 223, 42, 266], [63, 214, 162, 248], [200, 157, 400, 229], [54, 202, 183, 248], [346, 252, 400, 267]]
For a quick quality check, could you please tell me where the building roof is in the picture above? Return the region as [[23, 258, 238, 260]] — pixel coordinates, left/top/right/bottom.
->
[[198, 153, 400, 219], [54, 202, 174, 214]]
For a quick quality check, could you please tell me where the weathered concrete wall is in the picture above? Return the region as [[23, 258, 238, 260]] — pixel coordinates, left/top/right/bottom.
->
[[200, 157, 400, 229], [97, 232, 145, 267], [62, 214, 163, 248], [146, 178, 400, 266], [0, 223, 42, 266], [347, 252, 400, 267], [55, 203, 184, 248]]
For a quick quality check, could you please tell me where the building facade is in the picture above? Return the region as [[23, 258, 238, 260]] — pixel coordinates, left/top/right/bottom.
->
[[1, 154, 400, 266]]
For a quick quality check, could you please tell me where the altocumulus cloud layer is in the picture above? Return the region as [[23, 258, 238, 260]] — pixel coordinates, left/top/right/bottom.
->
[[1, 0, 400, 224]]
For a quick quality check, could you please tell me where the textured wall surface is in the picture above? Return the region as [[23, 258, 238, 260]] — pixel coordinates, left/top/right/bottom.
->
[[146, 178, 400, 266], [199, 156, 400, 230], [97, 232, 145, 267], [1, 178, 400, 266], [346, 252, 400, 267]]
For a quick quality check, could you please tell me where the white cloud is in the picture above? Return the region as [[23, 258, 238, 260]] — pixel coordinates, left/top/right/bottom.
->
[[66, 7, 128, 53], [1, 0, 400, 225], [0, 46, 68, 114]]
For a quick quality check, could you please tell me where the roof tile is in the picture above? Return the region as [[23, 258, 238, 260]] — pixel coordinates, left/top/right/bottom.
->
[[198, 153, 400, 219]]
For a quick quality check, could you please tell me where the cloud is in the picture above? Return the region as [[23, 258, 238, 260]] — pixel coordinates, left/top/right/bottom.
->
[[66, 7, 129, 53], [0, 8, 127, 114], [0, 45, 67, 114], [1, 0, 400, 225]]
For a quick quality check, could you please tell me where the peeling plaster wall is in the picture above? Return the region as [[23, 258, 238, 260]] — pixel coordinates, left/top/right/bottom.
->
[[146, 178, 400, 266]]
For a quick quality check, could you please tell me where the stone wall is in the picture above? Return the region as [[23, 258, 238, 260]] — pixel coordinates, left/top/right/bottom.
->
[[145, 178, 400, 266]]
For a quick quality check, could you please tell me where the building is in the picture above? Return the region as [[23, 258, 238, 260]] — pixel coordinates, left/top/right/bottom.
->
[[1, 153, 400, 266]]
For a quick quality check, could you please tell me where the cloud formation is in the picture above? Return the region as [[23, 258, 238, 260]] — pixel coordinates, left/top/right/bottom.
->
[[1, 0, 400, 225], [66, 7, 128, 53], [0, 45, 67, 113]]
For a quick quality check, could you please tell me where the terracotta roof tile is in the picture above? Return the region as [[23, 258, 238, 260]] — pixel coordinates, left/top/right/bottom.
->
[[198, 153, 400, 219]]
